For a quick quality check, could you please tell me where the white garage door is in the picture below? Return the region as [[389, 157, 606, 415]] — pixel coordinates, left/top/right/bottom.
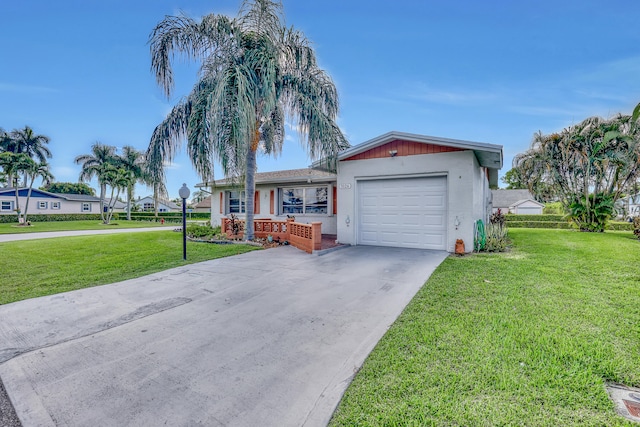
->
[[358, 176, 447, 250]]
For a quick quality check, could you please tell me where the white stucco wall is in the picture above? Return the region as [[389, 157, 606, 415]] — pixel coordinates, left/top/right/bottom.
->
[[336, 150, 488, 253], [209, 184, 338, 235]]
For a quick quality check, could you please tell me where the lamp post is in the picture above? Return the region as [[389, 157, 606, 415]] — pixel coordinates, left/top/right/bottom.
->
[[178, 183, 191, 260]]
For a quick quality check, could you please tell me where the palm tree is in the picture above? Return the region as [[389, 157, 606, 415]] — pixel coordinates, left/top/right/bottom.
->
[[23, 161, 54, 223], [75, 143, 118, 223], [147, 0, 349, 240], [10, 126, 52, 185], [118, 146, 145, 220], [0, 152, 35, 222], [102, 165, 130, 224]]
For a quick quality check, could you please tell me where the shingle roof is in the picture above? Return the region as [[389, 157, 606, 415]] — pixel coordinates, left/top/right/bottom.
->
[[492, 189, 536, 208], [193, 196, 211, 208], [199, 168, 337, 187]]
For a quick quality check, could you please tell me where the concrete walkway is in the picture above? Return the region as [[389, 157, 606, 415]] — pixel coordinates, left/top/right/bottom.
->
[[0, 245, 448, 426], [0, 226, 177, 242]]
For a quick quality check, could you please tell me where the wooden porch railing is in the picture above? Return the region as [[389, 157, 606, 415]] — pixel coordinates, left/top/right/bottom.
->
[[222, 217, 321, 254]]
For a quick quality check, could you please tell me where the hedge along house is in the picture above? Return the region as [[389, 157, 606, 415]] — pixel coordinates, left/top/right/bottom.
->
[[200, 131, 503, 253]]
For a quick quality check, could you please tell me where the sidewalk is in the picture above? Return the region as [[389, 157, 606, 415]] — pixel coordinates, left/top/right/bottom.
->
[[0, 226, 178, 243]]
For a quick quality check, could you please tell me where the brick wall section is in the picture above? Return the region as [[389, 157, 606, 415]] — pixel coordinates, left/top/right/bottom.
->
[[222, 218, 321, 254], [342, 139, 464, 161]]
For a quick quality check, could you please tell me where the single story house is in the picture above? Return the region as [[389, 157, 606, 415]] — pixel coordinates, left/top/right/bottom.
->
[[199, 131, 503, 253], [192, 196, 212, 213], [133, 196, 180, 213], [491, 189, 544, 214], [0, 188, 103, 215]]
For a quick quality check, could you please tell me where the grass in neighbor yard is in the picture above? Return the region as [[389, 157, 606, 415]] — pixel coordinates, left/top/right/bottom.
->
[[0, 220, 173, 234], [0, 231, 259, 305], [330, 229, 640, 426]]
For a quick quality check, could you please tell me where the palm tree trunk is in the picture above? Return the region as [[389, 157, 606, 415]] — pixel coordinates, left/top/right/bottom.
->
[[100, 183, 107, 223], [23, 174, 35, 224], [244, 145, 257, 241], [13, 187, 20, 224], [127, 185, 133, 221]]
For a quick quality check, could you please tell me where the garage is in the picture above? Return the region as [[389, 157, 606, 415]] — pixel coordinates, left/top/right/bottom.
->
[[357, 176, 447, 250]]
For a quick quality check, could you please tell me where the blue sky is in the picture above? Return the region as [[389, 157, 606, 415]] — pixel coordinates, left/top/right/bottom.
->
[[2, 0, 640, 199]]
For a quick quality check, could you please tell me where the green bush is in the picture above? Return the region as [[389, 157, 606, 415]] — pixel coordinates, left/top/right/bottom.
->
[[634, 217, 640, 239], [507, 221, 572, 229], [505, 214, 566, 222], [0, 213, 115, 223], [129, 212, 211, 222], [543, 201, 565, 214], [186, 224, 223, 239]]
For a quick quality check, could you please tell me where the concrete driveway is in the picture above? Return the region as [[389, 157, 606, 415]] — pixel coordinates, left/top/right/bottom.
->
[[0, 245, 448, 426]]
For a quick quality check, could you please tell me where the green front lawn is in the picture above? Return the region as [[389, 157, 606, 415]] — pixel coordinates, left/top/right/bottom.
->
[[330, 229, 640, 426], [0, 232, 259, 305], [0, 220, 172, 234]]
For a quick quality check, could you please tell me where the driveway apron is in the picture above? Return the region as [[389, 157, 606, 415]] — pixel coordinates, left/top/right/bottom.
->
[[0, 245, 448, 427]]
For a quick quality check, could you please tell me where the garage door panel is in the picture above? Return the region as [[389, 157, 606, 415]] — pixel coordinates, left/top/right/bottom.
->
[[358, 177, 447, 250]]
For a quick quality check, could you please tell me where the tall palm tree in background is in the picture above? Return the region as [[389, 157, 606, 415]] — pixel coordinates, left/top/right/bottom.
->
[[0, 152, 35, 222], [147, 0, 349, 240], [118, 145, 146, 220], [9, 126, 52, 186], [23, 161, 54, 223], [75, 143, 118, 223]]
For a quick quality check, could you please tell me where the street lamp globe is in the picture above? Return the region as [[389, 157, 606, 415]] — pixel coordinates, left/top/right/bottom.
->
[[179, 183, 191, 200]]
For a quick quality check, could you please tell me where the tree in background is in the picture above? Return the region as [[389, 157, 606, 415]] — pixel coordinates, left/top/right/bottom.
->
[[75, 143, 118, 223], [41, 182, 96, 195], [500, 168, 527, 190], [0, 152, 36, 222], [6, 126, 52, 186], [22, 161, 54, 223], [513, 113, 640, 231], [118, 146, 146, 220], [146, 0, 349, 240]]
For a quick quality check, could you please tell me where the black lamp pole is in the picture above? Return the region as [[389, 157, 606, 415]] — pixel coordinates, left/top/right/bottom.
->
[[178, 183, 191, 260]]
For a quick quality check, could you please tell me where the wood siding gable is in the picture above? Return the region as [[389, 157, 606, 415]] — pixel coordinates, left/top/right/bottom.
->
[[342, 139, 464, 161]]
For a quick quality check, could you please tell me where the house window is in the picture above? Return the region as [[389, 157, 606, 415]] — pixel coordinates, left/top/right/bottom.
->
[[281, 186, 328, 215], [38, 201, 48, 209], [51, 201, 61, 210], [228, 191, 246, 214], [143, 202, 154, 212], [1, 201, 14, 211], [82, 203, 91, 212]]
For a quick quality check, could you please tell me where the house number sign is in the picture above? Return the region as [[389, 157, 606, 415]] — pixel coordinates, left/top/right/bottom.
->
[[339, 183, 352, 189]]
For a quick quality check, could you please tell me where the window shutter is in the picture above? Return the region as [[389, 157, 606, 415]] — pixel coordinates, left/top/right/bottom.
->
[[333, 186, 337, 215], [254, 191, 260, 214], [270, 190, 274, 214], [219, 192, 223, 214]]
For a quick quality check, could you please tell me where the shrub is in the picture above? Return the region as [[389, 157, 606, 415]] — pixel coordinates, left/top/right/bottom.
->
[[483, 223, 509, 252], [186, 224, 223, 239], [489, 209, 505, 226], [0, 213, 113, 223], [543, 201, 565, 215], [634, 217, 640, 239], [505, 214, 566, 222]]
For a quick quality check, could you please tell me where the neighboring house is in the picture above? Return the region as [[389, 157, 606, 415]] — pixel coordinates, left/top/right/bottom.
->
[[492, 189, 544, 214], [0, 188, 102, 215], [192, 196, 212, 213], [199, 131, 503, 253], [104, 198, 127, 213], [618, 193, 640, 219], [133, 196, 180, 213]]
